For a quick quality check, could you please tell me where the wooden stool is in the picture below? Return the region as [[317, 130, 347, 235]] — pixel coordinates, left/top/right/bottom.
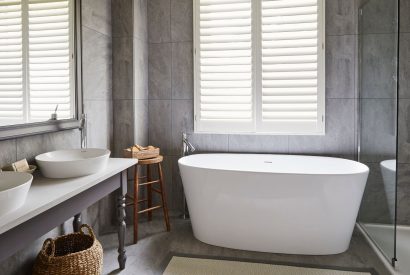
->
[[126, 155, 170, 244]]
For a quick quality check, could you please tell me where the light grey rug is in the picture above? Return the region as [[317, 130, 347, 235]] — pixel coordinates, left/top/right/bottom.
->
[[164, 256, 374, 275]]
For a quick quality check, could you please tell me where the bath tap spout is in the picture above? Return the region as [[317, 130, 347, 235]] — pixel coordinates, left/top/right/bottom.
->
[[182, 132, 196, 155], [79, 113, 87, 150]]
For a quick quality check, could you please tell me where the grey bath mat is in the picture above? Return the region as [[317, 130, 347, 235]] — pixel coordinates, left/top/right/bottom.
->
[[163, 254, 377, 275]]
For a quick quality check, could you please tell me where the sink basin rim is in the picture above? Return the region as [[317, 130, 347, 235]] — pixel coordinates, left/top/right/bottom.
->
[[35, 148, 111, 163], [35, 148, 111, 179], [0, 172, 33, 192], [0, 172, 33, 217]]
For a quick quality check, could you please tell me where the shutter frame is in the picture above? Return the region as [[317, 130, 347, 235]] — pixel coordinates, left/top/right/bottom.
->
[[28, 0, 75, 122], [0, 0, 24, 125], [257, 0, 325, 134], [0, 0, 75, 126], [194, 0, 325, 135]]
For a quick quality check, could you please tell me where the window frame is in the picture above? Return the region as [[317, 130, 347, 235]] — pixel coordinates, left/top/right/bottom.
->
[[193, 0, 326, 135], [0, 0, 83, 141]]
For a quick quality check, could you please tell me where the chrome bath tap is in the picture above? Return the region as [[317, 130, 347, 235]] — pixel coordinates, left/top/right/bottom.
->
[[79, 113, 87, 150], [182, 132, 196, 156], [181, 132, 195, 219]]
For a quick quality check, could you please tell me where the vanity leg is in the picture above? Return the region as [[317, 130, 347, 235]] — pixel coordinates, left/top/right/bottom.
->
[[73, 213, 82, 232], [117, 170, 127, 270]]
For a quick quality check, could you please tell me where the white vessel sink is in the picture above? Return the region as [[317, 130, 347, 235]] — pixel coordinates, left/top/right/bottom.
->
[[0, 172, 33, 216], [35, 148, 111, 178]]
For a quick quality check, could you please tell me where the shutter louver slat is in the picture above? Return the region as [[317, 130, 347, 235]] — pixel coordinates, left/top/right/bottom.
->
[[261, 0, 322, 131], [28, 0, 72, 121], [0, 0, 23, 124]]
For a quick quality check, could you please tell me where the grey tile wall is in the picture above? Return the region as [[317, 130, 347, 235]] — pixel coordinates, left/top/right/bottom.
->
[[359, 162, 392, 224], [111, 0, 149, 227], [360, 0, 397, 34], [396, 0, 410, 225], [356, 0, 400, 225], [326, 35, 356, 99], [147, 0, 361, 213], [148, 43, 172, 99], [0, 0, 113, 273], [360, 33, 397, 99], [325, 0, 358, 35], [148, 0, 171, 43], [112, 0, 149, 157]]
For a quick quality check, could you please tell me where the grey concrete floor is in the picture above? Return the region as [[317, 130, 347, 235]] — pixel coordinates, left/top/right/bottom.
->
[[100, 218, 390, 275]]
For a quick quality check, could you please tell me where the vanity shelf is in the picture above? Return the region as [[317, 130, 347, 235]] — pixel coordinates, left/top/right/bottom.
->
[[0, 158, 137, 270]]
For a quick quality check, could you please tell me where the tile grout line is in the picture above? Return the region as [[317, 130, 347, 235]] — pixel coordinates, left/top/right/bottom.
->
[[82, 25, 112, 39]]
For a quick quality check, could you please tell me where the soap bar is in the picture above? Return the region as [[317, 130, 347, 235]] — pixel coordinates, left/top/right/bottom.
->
[[12, 159, 30, 172]]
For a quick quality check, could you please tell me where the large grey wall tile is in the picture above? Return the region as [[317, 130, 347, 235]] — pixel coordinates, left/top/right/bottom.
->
[[160, 156, 174, 209], [399, 33, 410, 99], [134, 100, 149, 145], [112, 37, 134, 100], [400, 0, 410, 33], [170, 156, 184, 212], [359, 162, 391, 224], [398, 99, 410, 163], [171, 0, 193, 42], [134, 38, 149, 100], [149, 100, 172, 155], [0, 139, 16, 168], [359, 34, 397, 99], [326, 0, 357, 35], [148, 0, 171, 43], [187, 133, 229, 153], [360, 99, 396, 163], [134, 0, 148, 41], [323, 99, 356, 159], [82, 27, 112, 101], [113, 100, 134, 157], [82, 0, 112, 37], [171, 100, 194, 155], [149, 43, 172, 99], [289, 99, 355, 159], [228, 135, 288, 154], [17, 130, 80, 163], [326, 35, 356, 99], [112, 0, 133, 38], [84, 100, 113, 149], [360, 0, 397, 34], [397, 163, 410, 225], [288, 135, 326, 156], [172, 42, 193, 99]]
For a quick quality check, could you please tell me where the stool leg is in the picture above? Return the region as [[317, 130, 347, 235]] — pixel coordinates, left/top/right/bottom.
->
[[133, 165, 139, 244], [147, 165, 153, 221], [158, 163, 170, 232]]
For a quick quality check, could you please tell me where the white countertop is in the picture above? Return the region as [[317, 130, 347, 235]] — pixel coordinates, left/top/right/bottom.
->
[[0, 158, 137, 235]]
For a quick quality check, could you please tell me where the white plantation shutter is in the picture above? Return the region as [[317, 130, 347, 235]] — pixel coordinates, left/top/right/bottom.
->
[[0, 0, 74, 126], [194, 0, 325, 134], [28, 0, 73, 121], [195, 0, 254, 132], [259, 0, 324, 133], [0, 0, 24, 124]]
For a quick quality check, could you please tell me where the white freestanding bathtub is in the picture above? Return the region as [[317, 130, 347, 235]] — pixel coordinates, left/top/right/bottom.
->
[[178, 154, 369, 255]]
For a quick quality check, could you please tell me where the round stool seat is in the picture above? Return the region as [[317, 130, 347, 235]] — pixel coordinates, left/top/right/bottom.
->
[[137, 155, 163, 165]]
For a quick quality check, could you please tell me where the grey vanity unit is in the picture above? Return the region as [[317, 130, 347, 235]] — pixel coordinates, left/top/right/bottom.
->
[[0, 158, 137, 270]]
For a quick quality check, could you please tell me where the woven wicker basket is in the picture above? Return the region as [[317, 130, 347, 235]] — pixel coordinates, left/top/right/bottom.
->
[[32, 224, 103, 275]]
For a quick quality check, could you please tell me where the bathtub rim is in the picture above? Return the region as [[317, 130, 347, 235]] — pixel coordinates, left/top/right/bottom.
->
[[178, 153, 369, 176]]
